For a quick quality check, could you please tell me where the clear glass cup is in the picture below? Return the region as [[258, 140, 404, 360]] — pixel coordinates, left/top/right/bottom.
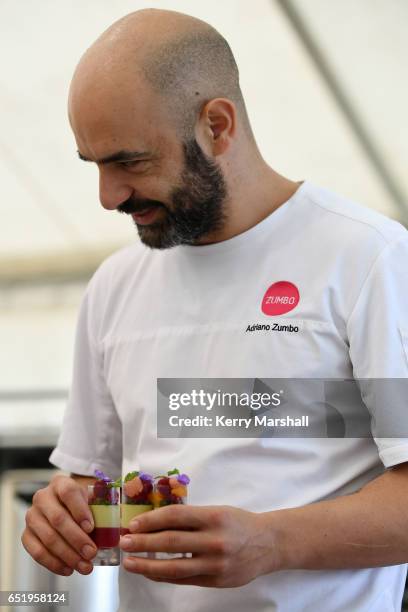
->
[[121, 472, 154, 558], [152, 472, 190, 560], [88, 482, 120, 566]]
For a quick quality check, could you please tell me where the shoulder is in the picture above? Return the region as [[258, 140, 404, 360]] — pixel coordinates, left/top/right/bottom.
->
[[82, 239, 157, 320], [88, 239, 153, 291], [78, 240, 158, 339], [302, 181, 407, 251]]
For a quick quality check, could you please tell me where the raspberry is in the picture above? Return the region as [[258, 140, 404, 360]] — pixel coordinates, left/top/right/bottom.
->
[[171, 495, 183, 504], [132, 496, 143, 503], [157, 484, 171, 496], [94, 481, 108, 499], [142, 481, 153, 494]]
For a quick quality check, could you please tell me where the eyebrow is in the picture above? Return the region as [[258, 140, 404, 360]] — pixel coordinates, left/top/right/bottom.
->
[[77, 149, 151, 165]]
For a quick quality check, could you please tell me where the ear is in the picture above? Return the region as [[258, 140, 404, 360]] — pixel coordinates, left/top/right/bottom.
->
[[196, 98, 236, 156]]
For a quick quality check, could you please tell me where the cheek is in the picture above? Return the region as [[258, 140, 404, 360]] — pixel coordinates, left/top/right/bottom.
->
[[128, 172, 167, 198], [138, 172, 179, 203]]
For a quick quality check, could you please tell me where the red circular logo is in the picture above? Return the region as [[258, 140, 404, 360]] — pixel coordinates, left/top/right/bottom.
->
[[261, 281, 300, 316]]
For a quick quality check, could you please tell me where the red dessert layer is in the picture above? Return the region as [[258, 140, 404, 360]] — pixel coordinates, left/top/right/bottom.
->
[[91, 527, 120, 548]]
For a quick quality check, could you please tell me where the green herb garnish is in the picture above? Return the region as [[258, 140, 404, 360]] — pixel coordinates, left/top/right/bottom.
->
[[124, 470, 139, 482], [167, 468, 180, 476]]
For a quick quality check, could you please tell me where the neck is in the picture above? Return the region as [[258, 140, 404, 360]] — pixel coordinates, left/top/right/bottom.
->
[[196, 158, 301, 245]]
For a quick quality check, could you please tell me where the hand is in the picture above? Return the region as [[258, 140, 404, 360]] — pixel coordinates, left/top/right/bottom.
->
[[21, 475, 97, 576], [120, 504, 274, 587]]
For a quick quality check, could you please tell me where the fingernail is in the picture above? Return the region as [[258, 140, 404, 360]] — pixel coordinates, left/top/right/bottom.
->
[[120, 535, 132, 549], [80, 520, 93, 532], [129, 520, 140, 531], [81, 544, 96, 560], [77, 560, 91, 573], [62, 567, 72, 576]]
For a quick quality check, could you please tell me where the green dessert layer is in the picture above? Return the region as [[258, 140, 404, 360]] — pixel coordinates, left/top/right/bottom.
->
[[121, 504, 153, 528], [90, 504, 120, 528]]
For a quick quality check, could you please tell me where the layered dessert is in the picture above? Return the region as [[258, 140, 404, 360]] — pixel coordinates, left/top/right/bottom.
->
[[152, 469, 190, 560], [88, 471, 121, 565], [86, 468, 191, 564], [120, 471, 154, 535]]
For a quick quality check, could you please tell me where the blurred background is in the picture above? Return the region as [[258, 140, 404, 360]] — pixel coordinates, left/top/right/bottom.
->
[[1, 1, 407, 610]]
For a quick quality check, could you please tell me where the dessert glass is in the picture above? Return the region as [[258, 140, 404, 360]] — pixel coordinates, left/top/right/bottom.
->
[[120, 471, 154, 558], [88, 482, 120, 566], [152, 469, 190, 560]]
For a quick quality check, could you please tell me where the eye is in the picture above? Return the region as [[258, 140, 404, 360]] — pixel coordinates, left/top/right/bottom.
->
[[119, 160, 147, 169]]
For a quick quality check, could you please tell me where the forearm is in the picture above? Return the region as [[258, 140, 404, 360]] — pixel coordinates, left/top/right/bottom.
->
[[260, 463, 408, 574]]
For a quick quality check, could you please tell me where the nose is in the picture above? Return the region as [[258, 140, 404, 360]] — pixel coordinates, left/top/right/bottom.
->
[[98, 167, 133, 211]]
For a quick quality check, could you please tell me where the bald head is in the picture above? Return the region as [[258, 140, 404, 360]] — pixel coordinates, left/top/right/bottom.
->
[[67, 9, 271, 249], [70, 8, 252, 140]]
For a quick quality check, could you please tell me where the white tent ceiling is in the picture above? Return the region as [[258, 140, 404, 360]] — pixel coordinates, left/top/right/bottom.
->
[[0, 0, 407, 440], [1, 0, 407, 276]]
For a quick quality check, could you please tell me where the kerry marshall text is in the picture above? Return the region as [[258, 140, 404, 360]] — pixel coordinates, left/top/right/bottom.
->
[[169, 415, 309, 429]]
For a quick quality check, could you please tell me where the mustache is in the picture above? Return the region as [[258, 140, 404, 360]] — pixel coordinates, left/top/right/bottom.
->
[[117, 198, 165, 215]]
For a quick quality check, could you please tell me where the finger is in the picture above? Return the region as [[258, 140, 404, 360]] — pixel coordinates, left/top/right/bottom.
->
[[21, 527, 74, 577], [33, 491, 97, 560], [148, 575, 217, 587], [123, 555, 209, 580], [120, 531, 211, 554], [25, 507, 93, 573], [129, 504, 208, 533], [53, 477, 94, 532]]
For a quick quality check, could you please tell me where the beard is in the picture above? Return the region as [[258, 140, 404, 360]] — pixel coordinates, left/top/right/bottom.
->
[[117, 138, 228, 249]]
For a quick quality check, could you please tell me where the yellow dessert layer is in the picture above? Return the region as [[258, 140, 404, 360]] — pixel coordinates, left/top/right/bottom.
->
[[90, 504, 120, 528], [121, 504, 153, 527]]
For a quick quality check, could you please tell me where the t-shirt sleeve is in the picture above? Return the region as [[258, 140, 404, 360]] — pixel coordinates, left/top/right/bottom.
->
[[49, 284, 122, 479], [347, 235, 408, 468]]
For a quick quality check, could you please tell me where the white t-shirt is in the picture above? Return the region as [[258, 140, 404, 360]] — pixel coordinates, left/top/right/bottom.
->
[[50, 180, 408, 612]]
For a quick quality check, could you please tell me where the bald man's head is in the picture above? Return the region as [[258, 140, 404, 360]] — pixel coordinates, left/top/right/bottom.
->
[[70, 8, 252, 141], [68, 9, 259, 249]]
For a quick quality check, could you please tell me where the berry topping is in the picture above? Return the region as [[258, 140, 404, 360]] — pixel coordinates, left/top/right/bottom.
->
[[169, 494, 183, 504], [158, 477, 170, 486], [124, 477, 143, 499], [171, 485, 187, 498], [149, 491, 164, 506], [94, 480, 108, 499], [142, 481, 153, 494], [157, 484, 171, 496]]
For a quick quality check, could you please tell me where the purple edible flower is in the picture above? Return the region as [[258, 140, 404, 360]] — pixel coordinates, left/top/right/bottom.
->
[[94, 469, 112, 482], [139, 471, 153, 482], [177, 474, 190, 485]]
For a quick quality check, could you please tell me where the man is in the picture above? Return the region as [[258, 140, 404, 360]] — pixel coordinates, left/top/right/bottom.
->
[[22, 8, 408, 612]]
